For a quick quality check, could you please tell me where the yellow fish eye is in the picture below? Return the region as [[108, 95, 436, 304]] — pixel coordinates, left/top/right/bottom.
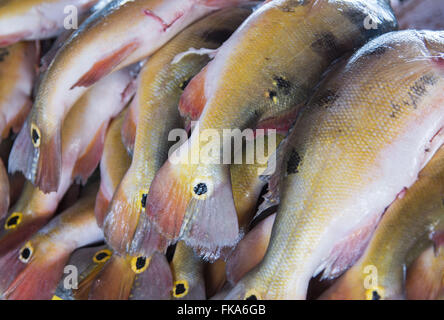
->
[[190, 177, 213, 200], [5, 212, 23, 230], [19, 242, 33, 263], [365, 286, 385, 300], [93, 249, 112, 263], [131, 255, 150, 274], [30, 123, 41, 148], [244, 289, 261, 300], [172, 280, 189, 298]]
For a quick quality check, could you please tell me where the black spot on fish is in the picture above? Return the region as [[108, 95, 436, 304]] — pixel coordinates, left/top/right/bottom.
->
[[202, 28, 233, 44], [273, 76, 292, 95], [135, 256, 146, 270], [372, 290, 381, 300], [0, 48, 9, 62], [6, 215, 19, 227], [194, 183, 207, 196], [315, 89, 339, 109], [95, 252, 109, 261], [266, 90, 278, 103], [287, 149, 301, 175], [32, 128, 40, 146], [311, 32, 344, 58], [21, 248, 31, 261], [141, 193, 147, 209], [245, 294, 258, 300], [175, 283, 186, 296], [179, 78, 190, 90], [390, 102, 402, 118]]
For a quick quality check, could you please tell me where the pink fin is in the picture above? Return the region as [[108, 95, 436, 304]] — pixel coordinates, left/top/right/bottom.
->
[[130, 253, 173, 300], [318, 213, 382, 280], [72, 123, 107, 185], [4, 249, 71, 300], [226, 214, 275, 284], [129, 212, 169, 257], [8, 119, 62, 193], [94, 185, 109, 229], [70, 41, 140, 89]]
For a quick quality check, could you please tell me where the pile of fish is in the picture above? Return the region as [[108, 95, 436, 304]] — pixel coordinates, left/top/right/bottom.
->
[[0, 0, 443, 300]]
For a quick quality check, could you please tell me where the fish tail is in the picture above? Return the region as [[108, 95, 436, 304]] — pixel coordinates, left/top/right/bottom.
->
[[9, 119, 61, 193], [102, 177, 146, 254], [121, 103, 137, 155], [3, 243, 71, 300], [129, 209, 169, 257], [0, 159, 10, 220], [129, 252, 173, 300], [89, 255, 135, 300], [147, 161, 239, 261], [178, 66, 208, 131]]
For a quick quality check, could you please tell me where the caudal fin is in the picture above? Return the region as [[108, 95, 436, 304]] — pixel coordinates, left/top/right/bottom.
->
[[9, 119, 61, 193], [1, 241, 71, 300], [130, 252, 173, 300], [102, 176, 146, 254], [146, 161, 239, 261], [89, 255, 136, 300]]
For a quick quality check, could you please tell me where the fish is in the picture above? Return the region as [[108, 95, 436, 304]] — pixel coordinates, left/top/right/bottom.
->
[[95, 111, 131, 228], [405, 244, 444, 300], [145, 0, 398, 259], [0, 182, 103, 300], [391, 0, 444, 31], [88, 252, 172, 300], [226, 29, 444, 300], [3, 68, 133, 254], [54, 245, 112, 300], [10, 0, 256, 194], [0, 159, 9, 220], [0, 0, 99, 47], [103, 6, 253, 255], [319, 146, 444, 300], [170, 241, 206, 300], [0, 42, 37, 140], [225, 213, 275, 285]]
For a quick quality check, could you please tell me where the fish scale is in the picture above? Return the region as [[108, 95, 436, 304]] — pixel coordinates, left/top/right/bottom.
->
[[227, 30, 444, 300]]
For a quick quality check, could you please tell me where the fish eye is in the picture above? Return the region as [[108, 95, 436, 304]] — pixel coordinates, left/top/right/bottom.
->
[[244, 289, 261, 300], [4, 212, 23, 230], [365, 286, 385, 300], [131, 255, 150, 274], [93, 249, 112, 263], [191, 178, 213, 200], [19, 242, 33, 263], [172, 280, 189, 298], [30, 124, 41, 148]]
